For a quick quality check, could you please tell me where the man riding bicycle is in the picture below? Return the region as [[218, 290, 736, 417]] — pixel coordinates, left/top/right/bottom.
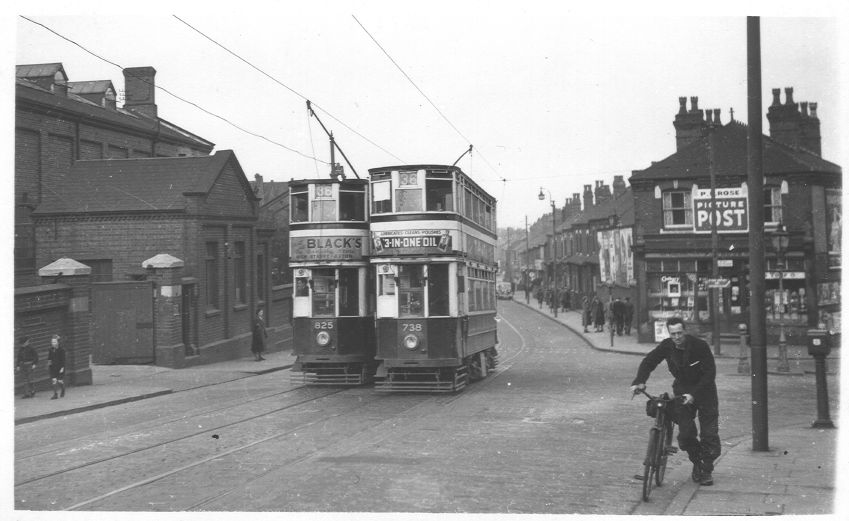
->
[[629, 316, 720, 486]]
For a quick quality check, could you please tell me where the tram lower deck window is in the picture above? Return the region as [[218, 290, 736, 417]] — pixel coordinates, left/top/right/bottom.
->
[[311, 269, 336, 317], [398, 265, 424, 317]]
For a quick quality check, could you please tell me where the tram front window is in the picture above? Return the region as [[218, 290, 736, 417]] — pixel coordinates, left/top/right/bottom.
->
[[291, 191, 308, 222], [312, 184, 336, 222], [311, 269, 336, 317], [339, 268, 359, 316], [426, 178, 453, 212], [428, 263, 449, 316], [398, 264, 424, 318]]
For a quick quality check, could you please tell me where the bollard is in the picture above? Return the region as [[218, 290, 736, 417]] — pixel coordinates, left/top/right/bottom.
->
[[776, 326, 790, 372], [806, 329, 835, 429], [737, 323, 750, 374]]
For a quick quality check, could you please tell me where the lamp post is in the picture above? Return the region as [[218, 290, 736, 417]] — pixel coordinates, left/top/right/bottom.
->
[[771, 222, 790, 372], [525, 215, 530, 304], [539, 187, 558, 317]]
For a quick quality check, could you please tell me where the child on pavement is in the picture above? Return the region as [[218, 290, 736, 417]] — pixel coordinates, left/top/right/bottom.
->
[[47, 334, 66, 399]]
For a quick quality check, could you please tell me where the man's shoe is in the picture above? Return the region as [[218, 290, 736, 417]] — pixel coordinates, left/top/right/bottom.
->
[[700, 472, 713, 486], [51, 393, 58, 400], [691, 462, 702, 483]]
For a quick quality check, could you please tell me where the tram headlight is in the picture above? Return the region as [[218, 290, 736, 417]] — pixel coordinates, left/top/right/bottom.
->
[[403, 334, 419, 350], [316, 331, 331, 347]]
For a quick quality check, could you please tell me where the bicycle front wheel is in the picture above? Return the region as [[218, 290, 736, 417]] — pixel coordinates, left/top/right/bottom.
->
[[642, 428, 659, 501], [655, 419, 672, 486]]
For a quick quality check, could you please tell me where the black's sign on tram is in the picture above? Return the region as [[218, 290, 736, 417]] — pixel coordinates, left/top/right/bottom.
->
[[290, 235, 366, 262], [372, 229, 452, 255], [693, 186, 749, 233]]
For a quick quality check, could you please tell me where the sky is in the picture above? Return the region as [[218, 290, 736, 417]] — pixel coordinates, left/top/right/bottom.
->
[[5, 1, 848, 233]]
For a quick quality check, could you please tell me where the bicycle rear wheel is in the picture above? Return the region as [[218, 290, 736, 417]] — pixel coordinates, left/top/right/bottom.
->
[[655, 418, 672, 486], [642, 428, 659, 501]]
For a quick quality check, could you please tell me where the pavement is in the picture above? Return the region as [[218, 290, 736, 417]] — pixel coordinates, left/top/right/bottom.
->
[[12, 302, 844, 516], [512, 295, 843, 516]]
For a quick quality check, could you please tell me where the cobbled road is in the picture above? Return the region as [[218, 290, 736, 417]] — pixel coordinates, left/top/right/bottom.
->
[[14, 300, 836, 513]]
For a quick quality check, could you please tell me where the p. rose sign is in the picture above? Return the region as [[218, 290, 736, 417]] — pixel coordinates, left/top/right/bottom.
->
[[693, 185, 749, 233]]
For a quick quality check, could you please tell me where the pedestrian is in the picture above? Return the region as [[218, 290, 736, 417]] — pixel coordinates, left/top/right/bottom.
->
[[593, 296, 605, 332], [629, 316, 720, 487], [535, 287, 544, 309], [560, 288, 570, 312], [47, 334, 66, 399], [581, 296, 591, 333], [252, 308, 267, 361], [612, 297, 626, 336], [623, 297, 635, 335], [16, 336, 39, 398]]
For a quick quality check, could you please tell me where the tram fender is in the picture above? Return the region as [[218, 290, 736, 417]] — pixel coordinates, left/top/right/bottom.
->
[[375, 362, 387, 378]]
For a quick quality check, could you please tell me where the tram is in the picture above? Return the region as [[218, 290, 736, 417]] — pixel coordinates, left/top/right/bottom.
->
[[289, 178, 376, 384], [368, 164, 499, 392]]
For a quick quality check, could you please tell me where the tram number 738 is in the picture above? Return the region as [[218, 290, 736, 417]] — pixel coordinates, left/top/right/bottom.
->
[[401, 323, 423, 332]]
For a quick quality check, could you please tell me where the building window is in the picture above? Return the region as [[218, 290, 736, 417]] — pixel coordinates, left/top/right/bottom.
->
[[663, 191, 692, 227], [80, 259, 113, 282], [256, 248, 266, 301], [205, 242, 219, 310], [14, 221, 35, 273], [764, 187, 783, 224], [234, 242, 247, 304]]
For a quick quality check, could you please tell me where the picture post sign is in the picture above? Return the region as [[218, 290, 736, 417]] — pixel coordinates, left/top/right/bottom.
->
[[692, 185, 749, 233]]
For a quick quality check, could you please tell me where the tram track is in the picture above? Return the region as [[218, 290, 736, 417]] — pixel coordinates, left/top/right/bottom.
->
[[17, 316, 530, 512]]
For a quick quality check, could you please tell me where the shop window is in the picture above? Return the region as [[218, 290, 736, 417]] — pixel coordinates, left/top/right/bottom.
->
[[311, 268, 336, 317], [663, 191, 692, 227], [397, 264, 424, 317]]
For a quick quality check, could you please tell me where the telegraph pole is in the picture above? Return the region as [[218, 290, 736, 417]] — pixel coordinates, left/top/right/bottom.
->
[[708, 124, 721, 355], [525, 215, 531, 304], [747, 16, 769, 451]]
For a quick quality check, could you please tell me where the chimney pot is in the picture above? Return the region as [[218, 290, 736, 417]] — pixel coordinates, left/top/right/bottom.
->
[[705, 110, 713, 125], [771, 88, 781, 106], [810, 102, 818, 118], [713, 108, 721, 125], [678, 97, 687, 114], [800, 102, 809, 117], [690, 96, 699, 112], [784, 87, 794, 106]]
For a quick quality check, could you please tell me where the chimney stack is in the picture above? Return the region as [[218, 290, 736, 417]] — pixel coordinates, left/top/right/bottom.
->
[[123, 66, 158, 119], [612, 175, 627, 199], [583, 184, 594, 211], [673, 95, 706, 151], [766, 86, 821, 155], [594, 180, 612, 206]]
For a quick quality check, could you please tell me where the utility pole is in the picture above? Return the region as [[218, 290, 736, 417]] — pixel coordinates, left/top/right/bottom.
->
[[708, 124, 721, 355], [525, 215, 531, 304], [747, 16, 769, 451]]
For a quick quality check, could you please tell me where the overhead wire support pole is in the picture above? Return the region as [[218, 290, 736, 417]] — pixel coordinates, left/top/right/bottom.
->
[[306, 100, 360, 179], [452, 145, 473, 167]]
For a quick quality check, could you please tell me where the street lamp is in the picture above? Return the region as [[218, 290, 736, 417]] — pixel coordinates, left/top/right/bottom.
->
[[771, 222, 790, 372], [538, 187, 558, 317]]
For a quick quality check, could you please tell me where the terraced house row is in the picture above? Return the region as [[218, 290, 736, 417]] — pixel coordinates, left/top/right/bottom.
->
[[504, 92, 841, 345]]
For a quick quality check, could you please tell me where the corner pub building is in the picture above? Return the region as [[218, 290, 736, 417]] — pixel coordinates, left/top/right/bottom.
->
[[630, 92, 841, 345]]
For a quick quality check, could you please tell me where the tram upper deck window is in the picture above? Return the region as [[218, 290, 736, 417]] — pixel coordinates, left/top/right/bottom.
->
[[339, 183, 365, 221], [311, 268, 336, 317], [291, 188, 308, 223], [395, 171, 422, 212], [372, 180, 392, 214], [312, 184, 336, 222], [398, 264, 425, 317], [426, 173, 453, 212]]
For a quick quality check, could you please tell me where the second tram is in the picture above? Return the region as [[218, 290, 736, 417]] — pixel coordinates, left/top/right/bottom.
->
[[289, 178, 376, 384], [368, 164, 499, 392]]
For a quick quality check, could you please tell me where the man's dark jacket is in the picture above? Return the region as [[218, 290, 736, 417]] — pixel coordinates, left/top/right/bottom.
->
[[631, 334, 718, 405]]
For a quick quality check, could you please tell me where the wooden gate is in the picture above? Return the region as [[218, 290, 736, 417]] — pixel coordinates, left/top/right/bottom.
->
[[91, 281, 154, 364]]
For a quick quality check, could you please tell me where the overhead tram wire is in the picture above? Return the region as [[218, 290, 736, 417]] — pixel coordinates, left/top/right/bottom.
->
[[20, 15, 326, 165], [172, 15, 406, 164], [352, 14, 506, 185]]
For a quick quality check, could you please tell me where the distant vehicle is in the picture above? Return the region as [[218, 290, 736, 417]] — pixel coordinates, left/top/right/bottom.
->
[[496, 282, 514, 300]]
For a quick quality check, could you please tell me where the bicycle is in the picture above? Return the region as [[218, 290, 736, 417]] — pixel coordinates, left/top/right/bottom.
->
[[633, 388, 681, 501]]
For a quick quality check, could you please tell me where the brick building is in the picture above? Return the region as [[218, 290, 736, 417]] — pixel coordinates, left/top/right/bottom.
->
[[15, 63, 215, 286], [630, 93, 841, 344], [31, 151, 289, 367]]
